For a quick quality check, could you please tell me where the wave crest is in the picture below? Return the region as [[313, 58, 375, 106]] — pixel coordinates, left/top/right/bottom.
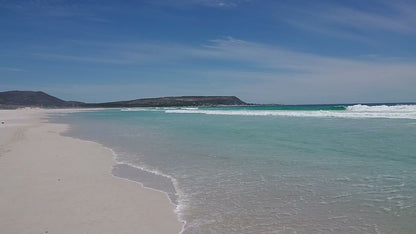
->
[[347, 104, 416, 112], [165, 105, 416, 119]]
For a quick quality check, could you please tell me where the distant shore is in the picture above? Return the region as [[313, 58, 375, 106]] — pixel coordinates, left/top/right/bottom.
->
[[0, 91, 248, 109], [0, 108, 182, 234]]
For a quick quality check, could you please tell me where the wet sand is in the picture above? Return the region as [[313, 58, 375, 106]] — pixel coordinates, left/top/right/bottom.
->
[[0, 108, 182, 234]]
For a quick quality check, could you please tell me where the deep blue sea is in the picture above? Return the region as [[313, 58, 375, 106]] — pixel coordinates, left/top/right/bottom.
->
[[53, 104, 416, 233]]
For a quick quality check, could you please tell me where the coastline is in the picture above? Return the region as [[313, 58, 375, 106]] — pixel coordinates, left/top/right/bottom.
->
[[0, 108, 182, 234]]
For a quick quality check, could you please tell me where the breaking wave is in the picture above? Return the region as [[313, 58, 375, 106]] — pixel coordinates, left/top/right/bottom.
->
[[164, 104, 416, 119], [346, 104, 416, 112]]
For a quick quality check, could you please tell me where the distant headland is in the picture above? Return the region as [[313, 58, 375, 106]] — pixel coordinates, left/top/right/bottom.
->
[[0, 91, 247, 109]]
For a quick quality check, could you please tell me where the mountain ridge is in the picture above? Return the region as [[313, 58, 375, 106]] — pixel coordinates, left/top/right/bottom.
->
[[0, 91, 247, 109]]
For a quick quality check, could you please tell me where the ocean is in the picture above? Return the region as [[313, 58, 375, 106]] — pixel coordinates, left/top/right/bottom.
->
[[52, 104, 416, 233]]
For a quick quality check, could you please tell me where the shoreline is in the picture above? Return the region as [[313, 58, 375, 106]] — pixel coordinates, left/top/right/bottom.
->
[[75, 139, 187, 232], [0, 108, 183, 233], [49, 108, 186, 230]]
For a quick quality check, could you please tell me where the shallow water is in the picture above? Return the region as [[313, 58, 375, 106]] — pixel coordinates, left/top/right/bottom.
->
[[53, 105, 416, 233]]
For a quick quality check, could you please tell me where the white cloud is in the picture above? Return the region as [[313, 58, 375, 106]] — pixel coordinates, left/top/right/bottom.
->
[[30, 37, 416, 103], [282, 0, 416, 40], [33, 36, 416, 80], [324, 6, 416, 34], [32, 37, 364, 72]]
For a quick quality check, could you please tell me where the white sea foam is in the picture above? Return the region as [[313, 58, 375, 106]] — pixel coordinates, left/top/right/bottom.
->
[[121, 107, 198, 112], [165, 105, 416, 119], [93, 144, 187, 232], [118, 162, 188, 224], [109, 152, 187, 229], [120, 108, 153, 111], [60, 125, 186, 232], [346, 104, 416, 112]]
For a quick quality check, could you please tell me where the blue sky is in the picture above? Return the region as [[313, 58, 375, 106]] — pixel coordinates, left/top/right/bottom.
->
[[1, 0, 416, 104]]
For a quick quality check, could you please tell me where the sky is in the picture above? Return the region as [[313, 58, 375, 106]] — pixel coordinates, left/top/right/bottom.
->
[[1, 0, 416, 104]]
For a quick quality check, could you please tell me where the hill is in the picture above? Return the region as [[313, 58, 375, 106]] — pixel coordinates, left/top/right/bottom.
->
[[90, 96, 246, 107], [0, 91, 67, 108], [0, 91, 247, 108]]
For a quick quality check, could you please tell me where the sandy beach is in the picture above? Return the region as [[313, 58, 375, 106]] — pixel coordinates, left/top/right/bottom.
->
[[0, 108, 182, 234]]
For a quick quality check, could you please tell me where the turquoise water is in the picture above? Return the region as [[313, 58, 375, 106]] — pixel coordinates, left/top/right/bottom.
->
[[55, 104, 416, 233]]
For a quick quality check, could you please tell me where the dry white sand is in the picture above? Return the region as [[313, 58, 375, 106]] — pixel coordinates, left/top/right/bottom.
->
[[0, 108, 182, 234]]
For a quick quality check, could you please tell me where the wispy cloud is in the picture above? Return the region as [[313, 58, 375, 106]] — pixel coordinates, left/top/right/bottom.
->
[[32, 37, 352, 72], [33, 37, 416, 72], [0, 66, 23, 72], [324, 5, 416, 34], [0, 0, 112, 22], [1, 0, 86, 16], [33, 53, 132, 64], [148, 0, 252, 8], [282, 0, 416, 40], [30, 37, 416, 103]]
